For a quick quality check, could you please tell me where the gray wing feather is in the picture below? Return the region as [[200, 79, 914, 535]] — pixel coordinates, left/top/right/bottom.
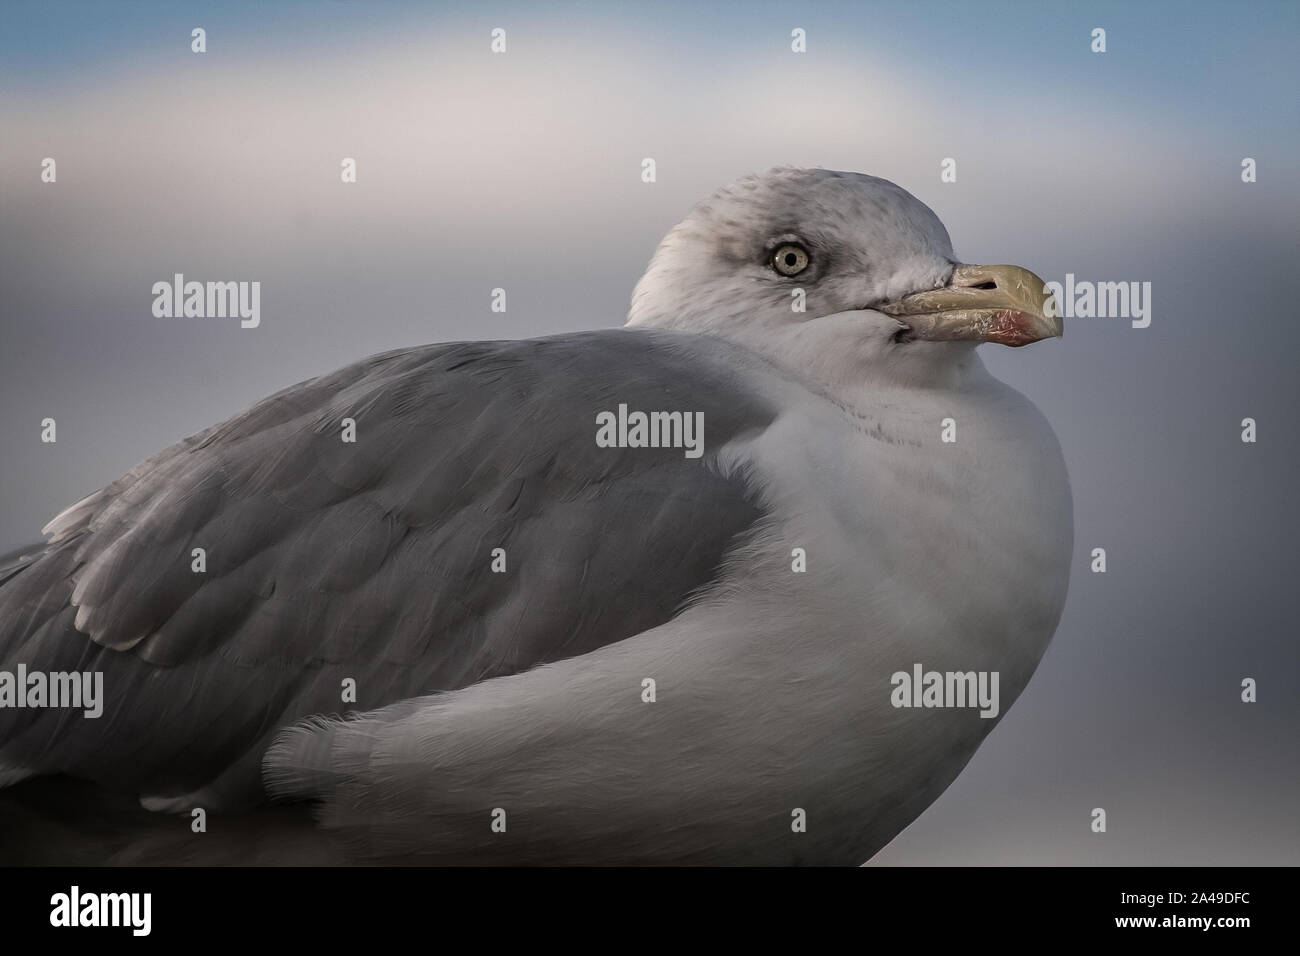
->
[[0, 329, 778, 806]]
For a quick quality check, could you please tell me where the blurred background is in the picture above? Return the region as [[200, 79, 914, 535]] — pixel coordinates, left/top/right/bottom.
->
[[1, 0, 1296, 863]]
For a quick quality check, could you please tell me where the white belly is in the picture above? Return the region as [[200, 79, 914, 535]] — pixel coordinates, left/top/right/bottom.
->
[[675, 367, 1074, 863]]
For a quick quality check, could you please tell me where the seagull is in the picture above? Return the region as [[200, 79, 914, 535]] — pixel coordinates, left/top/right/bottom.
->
[[0, 167, 1072, 865]]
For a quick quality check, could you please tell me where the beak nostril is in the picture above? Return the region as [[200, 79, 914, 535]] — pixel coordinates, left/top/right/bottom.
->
[[970, 281, 997, 290]]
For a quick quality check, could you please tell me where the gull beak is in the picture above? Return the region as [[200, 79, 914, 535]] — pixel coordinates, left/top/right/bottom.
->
[[878, 264, 1062, 347]]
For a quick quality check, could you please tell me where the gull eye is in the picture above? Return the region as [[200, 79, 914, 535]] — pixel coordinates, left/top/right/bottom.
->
[[771, 243, 810, 277]]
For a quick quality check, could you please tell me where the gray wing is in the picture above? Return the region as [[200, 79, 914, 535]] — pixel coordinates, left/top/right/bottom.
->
[[0, 328, 778, 807]]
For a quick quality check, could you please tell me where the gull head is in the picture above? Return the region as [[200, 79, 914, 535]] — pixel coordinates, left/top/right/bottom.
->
[[627, 167, 1060, 388]]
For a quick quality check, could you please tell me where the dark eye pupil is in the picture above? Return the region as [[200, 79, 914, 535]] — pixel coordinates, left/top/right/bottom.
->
[[784, 253, 797, 267]]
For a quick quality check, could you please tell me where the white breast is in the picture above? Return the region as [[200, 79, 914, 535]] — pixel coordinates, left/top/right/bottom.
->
[[682, 360, 1074, 863]]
